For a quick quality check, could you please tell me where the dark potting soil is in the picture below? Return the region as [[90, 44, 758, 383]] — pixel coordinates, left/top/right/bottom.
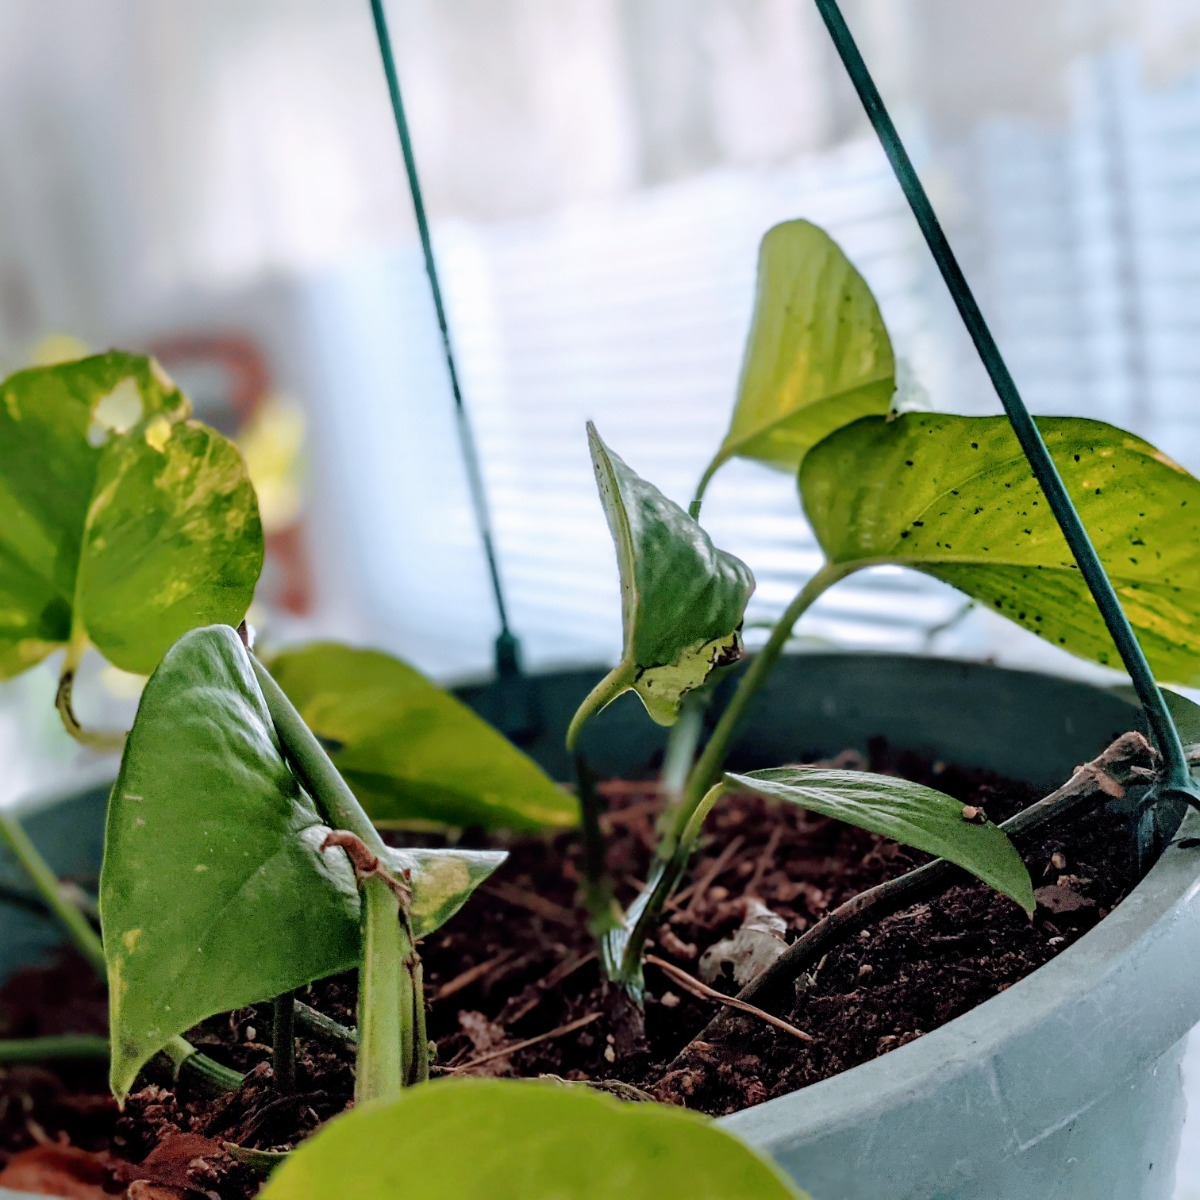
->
[[0, 741, 1144, 1198]]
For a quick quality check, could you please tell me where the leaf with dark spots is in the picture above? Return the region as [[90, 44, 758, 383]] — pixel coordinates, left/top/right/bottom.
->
[[800, 413, 1200, 683]]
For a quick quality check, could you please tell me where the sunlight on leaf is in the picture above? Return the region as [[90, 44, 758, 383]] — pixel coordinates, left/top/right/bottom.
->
[[698, 220, 894, 498], [800, 413, 1200, 683]]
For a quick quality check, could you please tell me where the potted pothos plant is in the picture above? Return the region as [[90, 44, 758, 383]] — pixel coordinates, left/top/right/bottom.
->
[[2, 200, 1200, 1200]]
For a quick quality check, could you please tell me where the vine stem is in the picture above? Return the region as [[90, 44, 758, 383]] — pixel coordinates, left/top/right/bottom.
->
[[814, 0, 1195, 803], [0, 810, 106, 976], [250, 656, 419, 1103], [54, 635, 125, 753]]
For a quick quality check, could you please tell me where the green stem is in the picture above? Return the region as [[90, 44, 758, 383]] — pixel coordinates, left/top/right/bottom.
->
[[162, 1037, 244, 1094], [356, 878, 407, 1104], [606, 783, 727, 991], [294, 1000, 357, 1050], [54, 636, 126, 753], [250, 656, 414, 1104], [573, 751, 618, 936], [689, 454, 725, 521], [676, 562, 851, 827], [565, 663, 636, 753], [814, 0, 1195, 803], [272, 991, 297, 1093], [0, 1035, 109, 1063], [411, 958, 430, 1084]]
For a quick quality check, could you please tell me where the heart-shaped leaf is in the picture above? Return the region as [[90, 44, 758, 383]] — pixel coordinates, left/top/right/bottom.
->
[[268, 643, 577, 831], [260, 1079, 807, 1200], [0, 352, 263, 678], [101, 626, 504, 1101], [697, 221, 894, 497], [578, 424, 754, 732], [727, 767, 1034, 913], [800, 413, 1200, 682]]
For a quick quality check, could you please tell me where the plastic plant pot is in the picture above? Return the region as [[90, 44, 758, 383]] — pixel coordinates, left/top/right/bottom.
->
[[2, 652, 1197, 1200]]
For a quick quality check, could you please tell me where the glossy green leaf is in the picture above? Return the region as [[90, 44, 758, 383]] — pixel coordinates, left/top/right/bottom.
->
[[0, 352, 263, 678], [699, 221, 894, 492], [581, 423, 755, 729], [268, 642, 577, 831], [727, 767, 1035, 913], [101, 626, 504, 1101], [800, 413, 1200, 683], [261, 1079, 807, 1200]]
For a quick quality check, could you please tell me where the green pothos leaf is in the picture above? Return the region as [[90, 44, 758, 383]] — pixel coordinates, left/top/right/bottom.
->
[[697, 220, 894, 498], [268, 642, 577, 832], [573, 424, 754, 736], [100, 626, 503, 1102], [800, 413, 1200, 684], [727, 767, 1034, 913], [260, 1079, 807, 1200], [0, 352, 263, 678]]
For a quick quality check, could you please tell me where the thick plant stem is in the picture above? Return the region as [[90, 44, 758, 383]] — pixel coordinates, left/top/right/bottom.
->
[[356, 878, 408, 1105], [272, 991, 297, 1093], [251, 656, 415, 1103], [814, 0, 1195, 804], [410, 959, 430, 1084], [162, 1037, 245, 1094], [677, 563, 851, 824]]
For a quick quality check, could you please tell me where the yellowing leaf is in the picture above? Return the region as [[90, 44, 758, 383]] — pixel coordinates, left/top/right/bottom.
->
[[261, 1079, 807, 1200], [0, 352, 262, 678], [800, 413, 1200, 683], [698, 221, 894, 497]]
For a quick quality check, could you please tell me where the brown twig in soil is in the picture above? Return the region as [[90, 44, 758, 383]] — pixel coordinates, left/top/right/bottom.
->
[[668, 730, 1165, 1067], [431, 949, 519, 1002], [482, 881, 577, 927], [644, 955, 813, 1043], [672, 835, 745, 915], [501, 951, 598, 1025], [446, 1012, 603, 1074]]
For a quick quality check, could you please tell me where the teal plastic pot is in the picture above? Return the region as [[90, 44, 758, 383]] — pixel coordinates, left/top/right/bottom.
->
[[3, 653, 1198, 1200]]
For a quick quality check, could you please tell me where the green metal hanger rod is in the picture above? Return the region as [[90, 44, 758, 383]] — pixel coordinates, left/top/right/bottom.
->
[[814, 0, 1195, 803]]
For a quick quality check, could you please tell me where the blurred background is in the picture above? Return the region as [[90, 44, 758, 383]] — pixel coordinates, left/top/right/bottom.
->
[[0, 0, 1198, 1189]]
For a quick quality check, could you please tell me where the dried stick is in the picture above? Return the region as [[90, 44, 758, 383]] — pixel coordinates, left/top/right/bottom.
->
[[449, 1012, 602, 1074], [645, 955, 813, 1043]]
